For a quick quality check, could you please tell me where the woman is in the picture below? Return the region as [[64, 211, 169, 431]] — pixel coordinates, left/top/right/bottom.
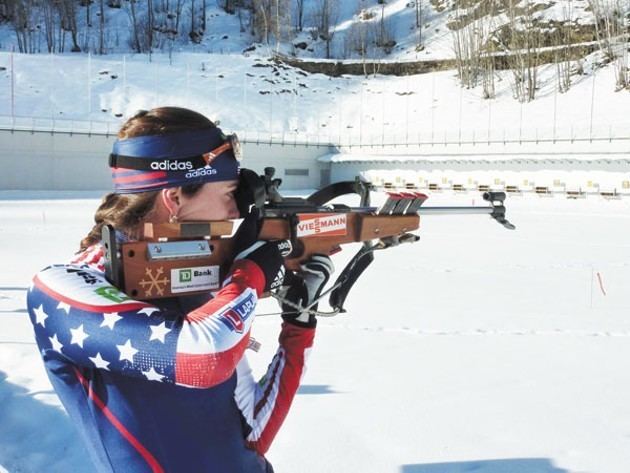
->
[[26, 107, 333, 472]]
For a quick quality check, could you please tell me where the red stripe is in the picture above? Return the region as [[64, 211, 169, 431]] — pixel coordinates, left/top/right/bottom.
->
[[113, 171, 167, 184], [123, 180, 170, 190], [33, 275, 150, 313], [254, 351, 284, 417], [176, 335, 250, 388], [87, 249, 103, 266], [72, 367, 164, 473]]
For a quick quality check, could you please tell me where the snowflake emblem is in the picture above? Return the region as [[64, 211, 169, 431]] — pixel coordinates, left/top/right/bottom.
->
[[138, 267, 170, 297]]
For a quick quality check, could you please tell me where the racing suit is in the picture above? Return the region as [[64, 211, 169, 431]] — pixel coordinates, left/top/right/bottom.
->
[[26, 244, 314, 472]]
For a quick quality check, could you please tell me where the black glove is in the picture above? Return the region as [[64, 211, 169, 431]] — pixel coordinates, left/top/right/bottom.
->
[[232, 208, 288, 293], [280, 255, 334, 328]]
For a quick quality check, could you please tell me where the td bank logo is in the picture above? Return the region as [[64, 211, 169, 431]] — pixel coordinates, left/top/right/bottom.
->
[[179, 269, 192, 283], [95, 286, 132, 304]]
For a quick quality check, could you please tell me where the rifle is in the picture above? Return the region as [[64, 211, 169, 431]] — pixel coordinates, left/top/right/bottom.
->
[[103, 168, 515, 314]]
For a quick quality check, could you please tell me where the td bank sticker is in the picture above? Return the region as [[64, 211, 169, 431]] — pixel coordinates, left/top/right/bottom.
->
[[171, 266, 220, 294]]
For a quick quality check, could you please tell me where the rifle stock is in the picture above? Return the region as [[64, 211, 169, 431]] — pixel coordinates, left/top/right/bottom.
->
[[108, 211, 420, 301]]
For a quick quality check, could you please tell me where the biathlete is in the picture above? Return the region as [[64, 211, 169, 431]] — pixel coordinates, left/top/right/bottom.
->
[[26, 107, 333, 472]]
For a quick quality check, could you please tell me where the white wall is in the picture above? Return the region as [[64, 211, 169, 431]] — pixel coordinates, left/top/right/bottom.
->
[[0, 129, 334, 191]]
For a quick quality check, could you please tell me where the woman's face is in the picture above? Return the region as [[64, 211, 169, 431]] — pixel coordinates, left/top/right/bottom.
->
[[175, 180, 240, 221]]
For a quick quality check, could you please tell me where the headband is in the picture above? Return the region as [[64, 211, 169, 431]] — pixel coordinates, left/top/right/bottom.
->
[[109, 128, 241, 193]]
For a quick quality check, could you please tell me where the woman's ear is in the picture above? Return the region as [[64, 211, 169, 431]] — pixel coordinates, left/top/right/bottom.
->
[[161, 188, 181, 221]]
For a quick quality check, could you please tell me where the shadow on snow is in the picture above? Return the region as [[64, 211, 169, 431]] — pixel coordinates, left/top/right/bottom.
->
[[297, 384, 339, 395], [0, 370, 90, 473], [401, 458, 571, 473]]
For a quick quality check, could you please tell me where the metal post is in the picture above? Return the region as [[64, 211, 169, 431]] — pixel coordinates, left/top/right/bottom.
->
[[458, 85, 462, 145], [50, 53, 54, 119], [338, 94, 342, 144], [487, 96, 491, 145], [243, 72, 248, 111], [293, 69, 298, 133], [590, 66, 596, 142], [87, 52, 92, 117], [553, 74, 557, 143], [431, 72, 435, 145], [405, 76, 410, 146], [10, 49, 15, 119], [519, 99, 523, 144], [360, 81, 364, 145], [155, 60, 159, 107], [123, 55, 127, 106], [186, 61, 191, 108], [381, 84, 385, 147], [269, 85, 273, 135]]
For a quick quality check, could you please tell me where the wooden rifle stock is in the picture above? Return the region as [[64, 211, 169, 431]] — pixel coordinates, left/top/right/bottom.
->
[[106, 212, 420, 301]]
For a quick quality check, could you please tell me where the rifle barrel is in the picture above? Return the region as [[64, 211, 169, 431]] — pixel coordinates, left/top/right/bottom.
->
[[416, 206, 494, 216]]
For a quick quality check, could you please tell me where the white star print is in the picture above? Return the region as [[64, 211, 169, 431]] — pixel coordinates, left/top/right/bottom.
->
[[90, 352, 110, 370], [57, 301, 71, 314], [138, 307, 160, 317], [70, 324, 89, 348], [142, 367, 165, 382], [101, 312, 122, 329], [34, 305, 48, 326], [117, 339, 138, 363], [50, 334, 63, 352], [149, 323, 170, 343]]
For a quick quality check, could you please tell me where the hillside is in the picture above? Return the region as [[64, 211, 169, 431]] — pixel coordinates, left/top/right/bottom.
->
[[0, 0, 607, 62], [0, 1, 628, 141]]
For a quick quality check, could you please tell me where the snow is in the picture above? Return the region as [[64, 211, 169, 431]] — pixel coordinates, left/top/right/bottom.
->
[[1, 191, 630, 472], [1, 50, 629, 147]]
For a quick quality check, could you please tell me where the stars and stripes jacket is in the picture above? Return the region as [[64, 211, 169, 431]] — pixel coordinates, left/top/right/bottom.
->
[[26, 244, 315, 473]]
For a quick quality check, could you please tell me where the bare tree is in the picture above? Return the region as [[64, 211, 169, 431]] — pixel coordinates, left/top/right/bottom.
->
[[415, 0, 423, 49], [506, 0, 540, 101], [148, 0, 155, 48], [251, 0, 270, 43], [553, 2, 573, 94], [251, 0, 290, 46], [314, 0, 338, 58], [59, 0, 82, 52], [175, 0, 184, 33], [375, 2, 396, 54], [452, 1, 483, 89], [126, 0, 142, 51], [295, 0, 305, 32], [43, 1, 58, 53], [98, 0, 105, 54], [589, 0, 629, 90], [10, 0, 36, 53]]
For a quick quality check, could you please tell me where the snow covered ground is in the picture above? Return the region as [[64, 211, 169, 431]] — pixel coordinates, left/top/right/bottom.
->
[[1, 191, 629, 473]]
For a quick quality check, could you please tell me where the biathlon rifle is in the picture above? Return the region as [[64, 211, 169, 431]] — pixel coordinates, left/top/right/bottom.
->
[[103, 167, 515, 314]]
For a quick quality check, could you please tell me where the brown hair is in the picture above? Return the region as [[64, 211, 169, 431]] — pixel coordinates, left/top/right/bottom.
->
[[79, 107, 216, 252]]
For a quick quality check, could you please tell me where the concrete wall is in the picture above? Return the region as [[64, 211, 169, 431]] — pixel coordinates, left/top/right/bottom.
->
[[0, 129, 334, 191]]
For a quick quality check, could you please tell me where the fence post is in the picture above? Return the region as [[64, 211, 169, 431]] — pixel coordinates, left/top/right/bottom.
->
[[10, 50, 15, 119]]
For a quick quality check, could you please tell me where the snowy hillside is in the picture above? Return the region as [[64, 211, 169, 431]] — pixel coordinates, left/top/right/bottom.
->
[[1, 49, 629, 145], [1, 1, 628, 144], [0, 0, 602, 61]]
